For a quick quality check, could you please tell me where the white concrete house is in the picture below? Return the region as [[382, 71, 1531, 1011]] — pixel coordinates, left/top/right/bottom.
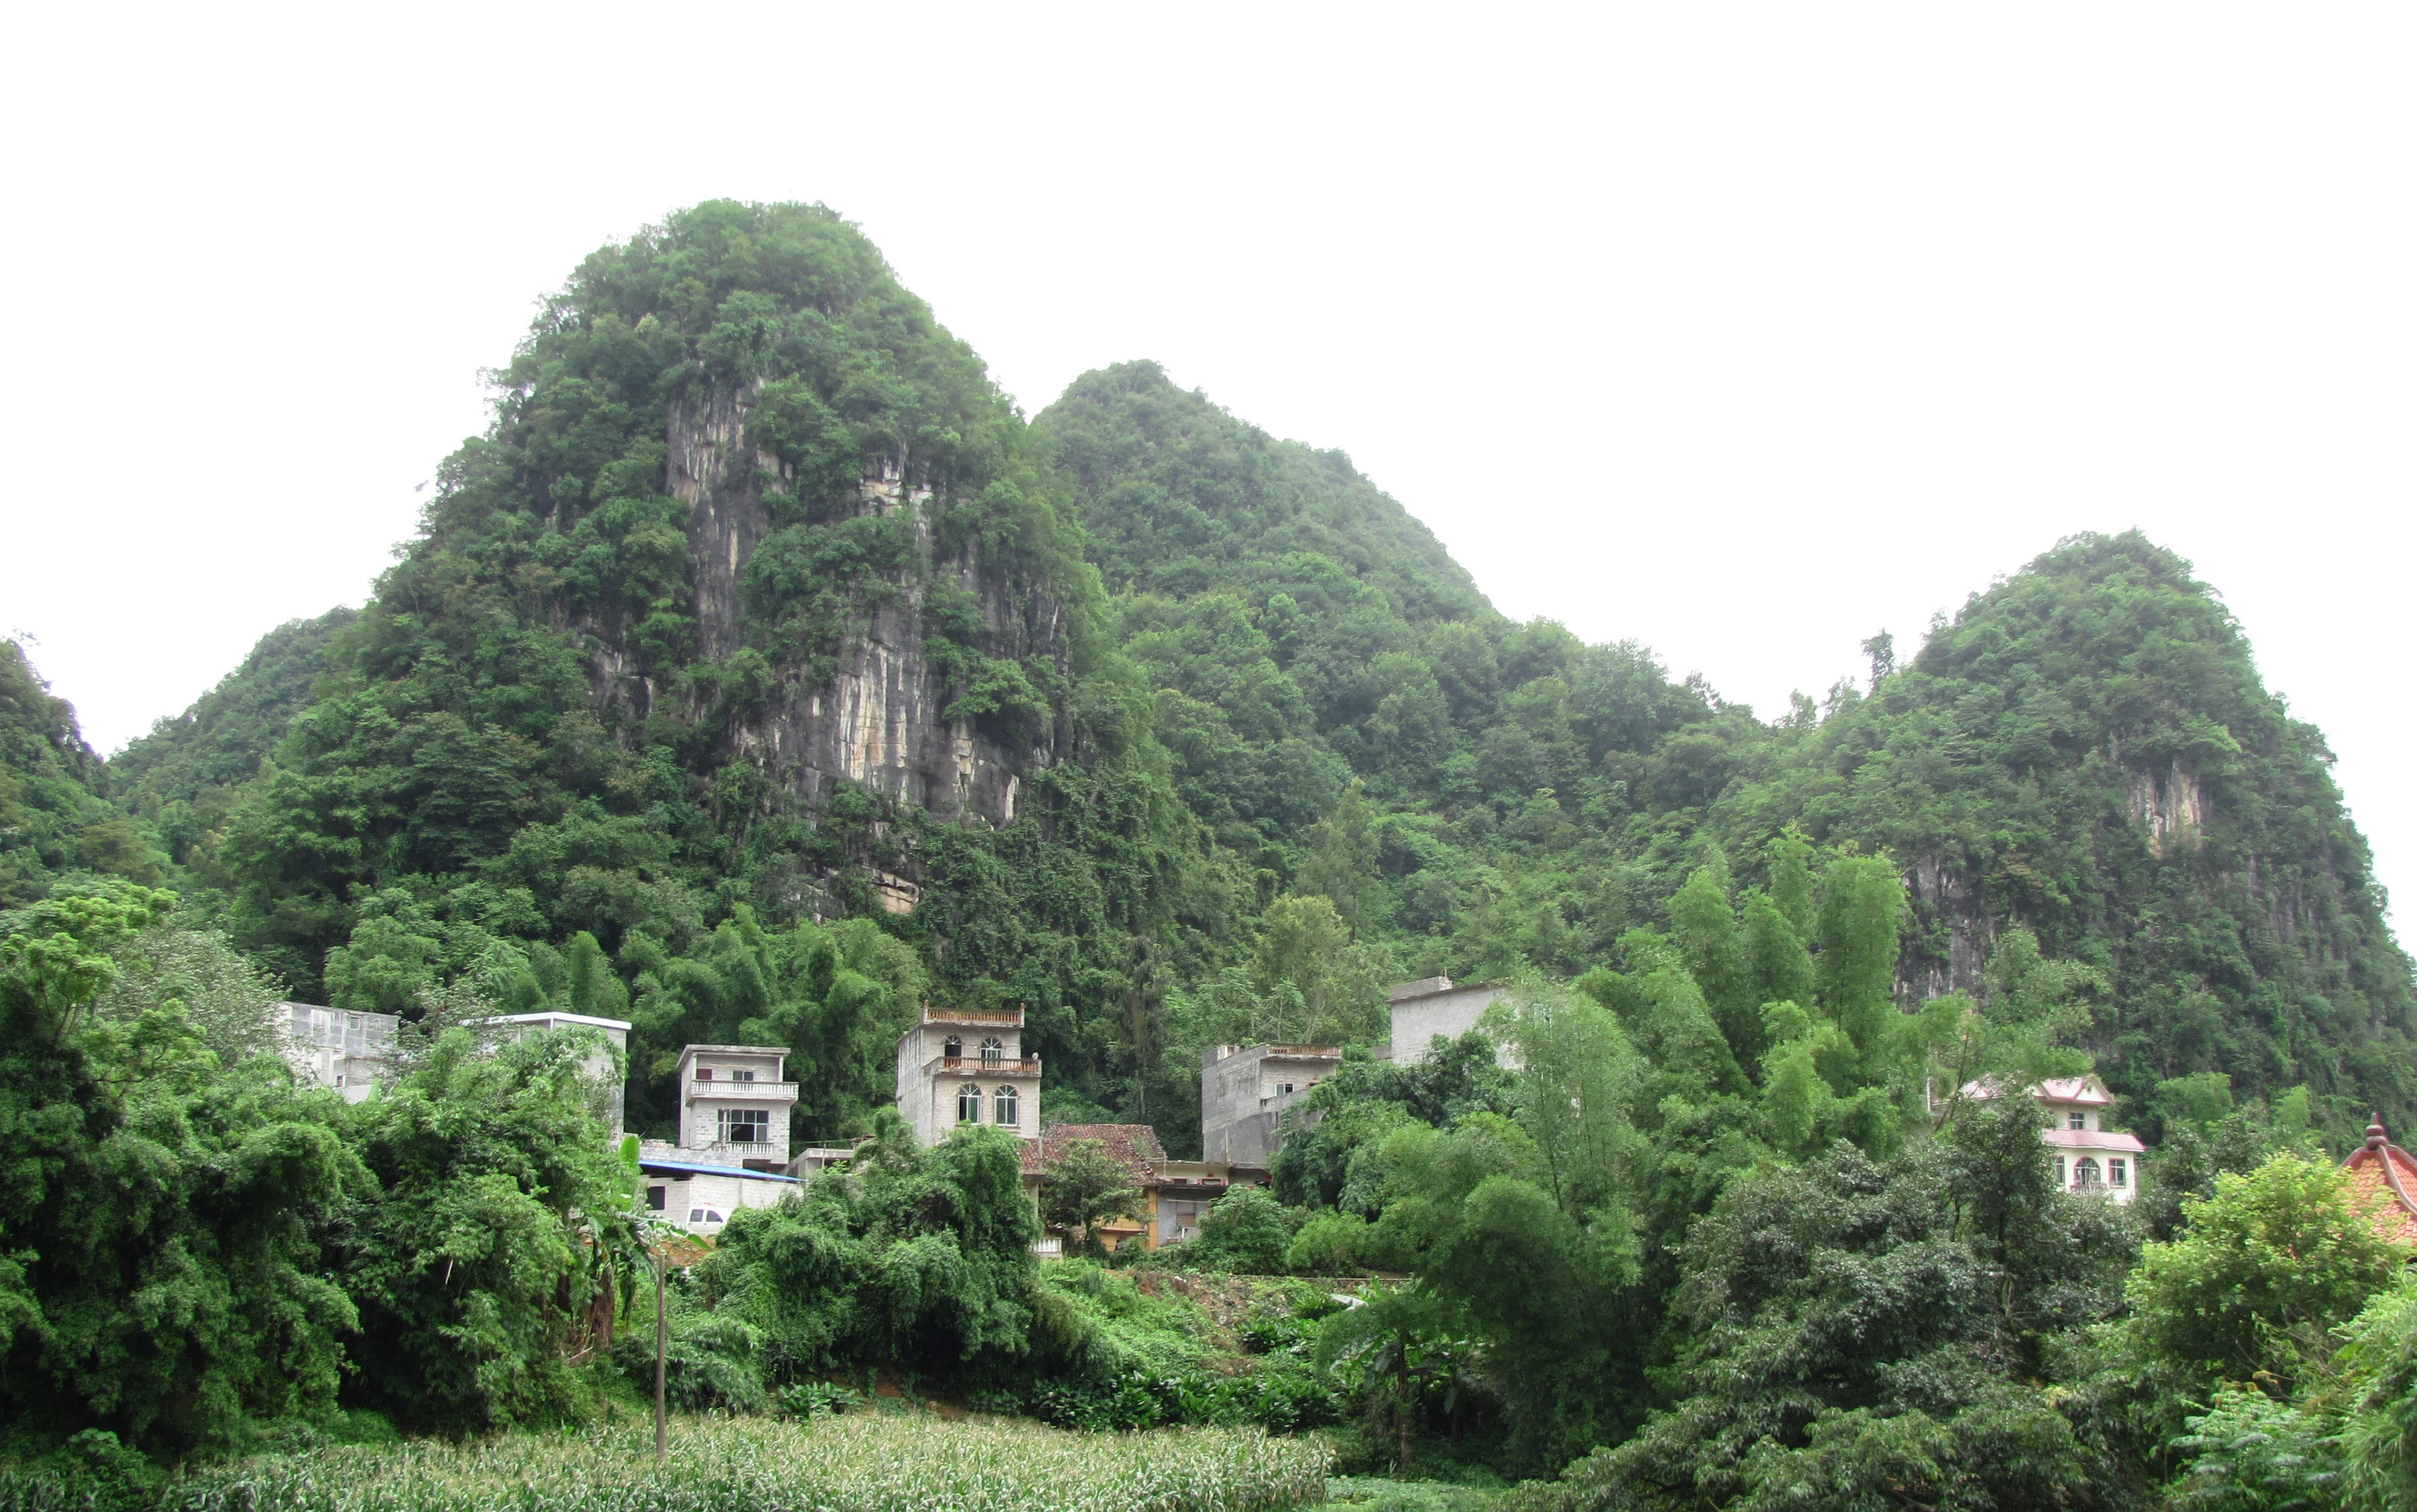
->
[[1960, 1074, 2146, 1203], [896, 1005, 1040, 1145], [667, 1044, 800, 1169], [638, 1155, 802, 1234], [280, 1002, 397, 1102]]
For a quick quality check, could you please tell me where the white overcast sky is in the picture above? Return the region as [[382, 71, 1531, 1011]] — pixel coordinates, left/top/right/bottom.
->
[[3, 5, 2411, 914]]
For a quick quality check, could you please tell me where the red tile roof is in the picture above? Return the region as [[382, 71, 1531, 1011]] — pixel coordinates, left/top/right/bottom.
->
[[1037, 1124, 1169, 1183], [2343, 1118, 2417, 1248]]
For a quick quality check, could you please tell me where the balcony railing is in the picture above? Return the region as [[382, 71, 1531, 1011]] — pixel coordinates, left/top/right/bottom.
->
[[685, 1080, 800, 1102], [935, 1056, 1042, 1075], [677, 1138, 787, 1163]]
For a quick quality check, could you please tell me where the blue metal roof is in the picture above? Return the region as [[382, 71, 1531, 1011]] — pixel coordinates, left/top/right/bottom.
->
[[638, 1158, 802, 1183]]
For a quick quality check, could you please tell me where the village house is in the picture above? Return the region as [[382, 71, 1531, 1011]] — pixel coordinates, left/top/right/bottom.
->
[[895, 1004, 1042, 1145], [637, 1043, 804, 1234], [1959, 1074, 2145, 1202], [485, 1010, 632, 1132], [1201, 1042, 1341, 1171], [280, 1002, 396, 1102], [1036, 1123, 1239, 1253], [663, 1044, 798, 1169], [279, 1003, 632, 1130], [1383, 976, 1507, 1065], [1199, 979, 1512, 1179], [637, 1153, 803, 1234]]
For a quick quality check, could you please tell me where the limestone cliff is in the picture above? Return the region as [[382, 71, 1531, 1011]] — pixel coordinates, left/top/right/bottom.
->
[[633, 382, 1065, 834]]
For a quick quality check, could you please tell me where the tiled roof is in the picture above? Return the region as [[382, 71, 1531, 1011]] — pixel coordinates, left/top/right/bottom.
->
[[1038, 1123, 1169, 1182], [2037, 1076, 2116, 1107], [2342, 1118, 2417, 1248], [1960, 1075, 2115, 1107], [2044, 1128, 2146, 1153]]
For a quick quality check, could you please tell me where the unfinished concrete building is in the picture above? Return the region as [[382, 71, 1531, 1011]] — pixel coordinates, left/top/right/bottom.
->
[[1201, 1042, 1341, 1170]]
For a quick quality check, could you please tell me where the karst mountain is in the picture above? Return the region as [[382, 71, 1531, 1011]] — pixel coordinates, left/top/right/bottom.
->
[[5, 199, 2405, 1149]]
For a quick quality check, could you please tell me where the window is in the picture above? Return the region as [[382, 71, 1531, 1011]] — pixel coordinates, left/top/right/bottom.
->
[[718, 1108, 772, 1145], [2054, 1156, 2067, 1187], [733, 1068, 756, 1083], [696, 1066, 714, 1081], [647, 1186, 667, 1211], [944, 1035, 962, 1059], [994, 1084, 1019, 1128], [2074, 1157, 2102, 1189], [2109, 1158, 2127, 1188], [981, 1036, 1005, 1067], [1276, 1083, 1295, 1096], [2067, 1110, 2086, 1130], [958, 1085, 983, 1123], [690, 1209, 704, 1222]]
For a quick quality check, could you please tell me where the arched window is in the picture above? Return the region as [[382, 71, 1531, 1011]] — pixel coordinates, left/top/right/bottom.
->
[[994, 1084, 1019, 1128], [2074, 1157, 2102, 1189], [943, 1035, 962, 1060], [980, 1036, 1005, 1067], [957, 1085, 983, 1123]]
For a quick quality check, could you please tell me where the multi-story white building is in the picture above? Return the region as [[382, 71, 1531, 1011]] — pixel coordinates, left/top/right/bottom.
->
[[1959, 1074, 2146, 1203], [280, 1002, 397, 1102], [657, 1044, 800, 1169], [895, 1005, 1040, 1145]]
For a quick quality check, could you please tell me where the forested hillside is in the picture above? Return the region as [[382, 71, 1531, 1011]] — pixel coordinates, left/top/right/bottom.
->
[[16, 198, 2407, 1150], [0, 641, 163, 901], [112, 606, 355, 867]]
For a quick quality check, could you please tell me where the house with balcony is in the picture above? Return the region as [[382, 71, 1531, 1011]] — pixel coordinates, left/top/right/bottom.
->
[[896, 1004, 1041, 1146], [1959, 1074, 2145, 1202], [632, 1042, 802, 1236], [1202, 1043, 1341, 1171], [664, 1044, 799, 1169]]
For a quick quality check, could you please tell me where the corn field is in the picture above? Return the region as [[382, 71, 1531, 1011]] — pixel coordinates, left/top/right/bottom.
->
[[158, 1417, 1332, 1512]]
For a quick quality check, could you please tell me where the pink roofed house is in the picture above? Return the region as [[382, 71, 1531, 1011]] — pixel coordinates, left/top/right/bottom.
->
[[1960, 1074, 2146, 1203]]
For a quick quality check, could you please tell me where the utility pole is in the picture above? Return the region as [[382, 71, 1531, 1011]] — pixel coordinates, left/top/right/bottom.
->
[[654, 1246, 667, 1458]]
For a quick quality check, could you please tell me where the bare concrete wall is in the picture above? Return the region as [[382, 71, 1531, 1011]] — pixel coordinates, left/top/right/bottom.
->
[[1201, 1045, 1338, 1167], [1389, 983, 1505, 1065]]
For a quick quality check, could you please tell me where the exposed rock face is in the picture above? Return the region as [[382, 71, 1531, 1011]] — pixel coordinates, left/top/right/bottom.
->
[[2128, 761, 2208, 853], [1902, 850, 1994, 1004], [597, 382, 1066, 830]]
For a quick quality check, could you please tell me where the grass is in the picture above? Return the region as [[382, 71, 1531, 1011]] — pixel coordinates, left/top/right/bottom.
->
[[157, 1415, 1332, 1512]]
